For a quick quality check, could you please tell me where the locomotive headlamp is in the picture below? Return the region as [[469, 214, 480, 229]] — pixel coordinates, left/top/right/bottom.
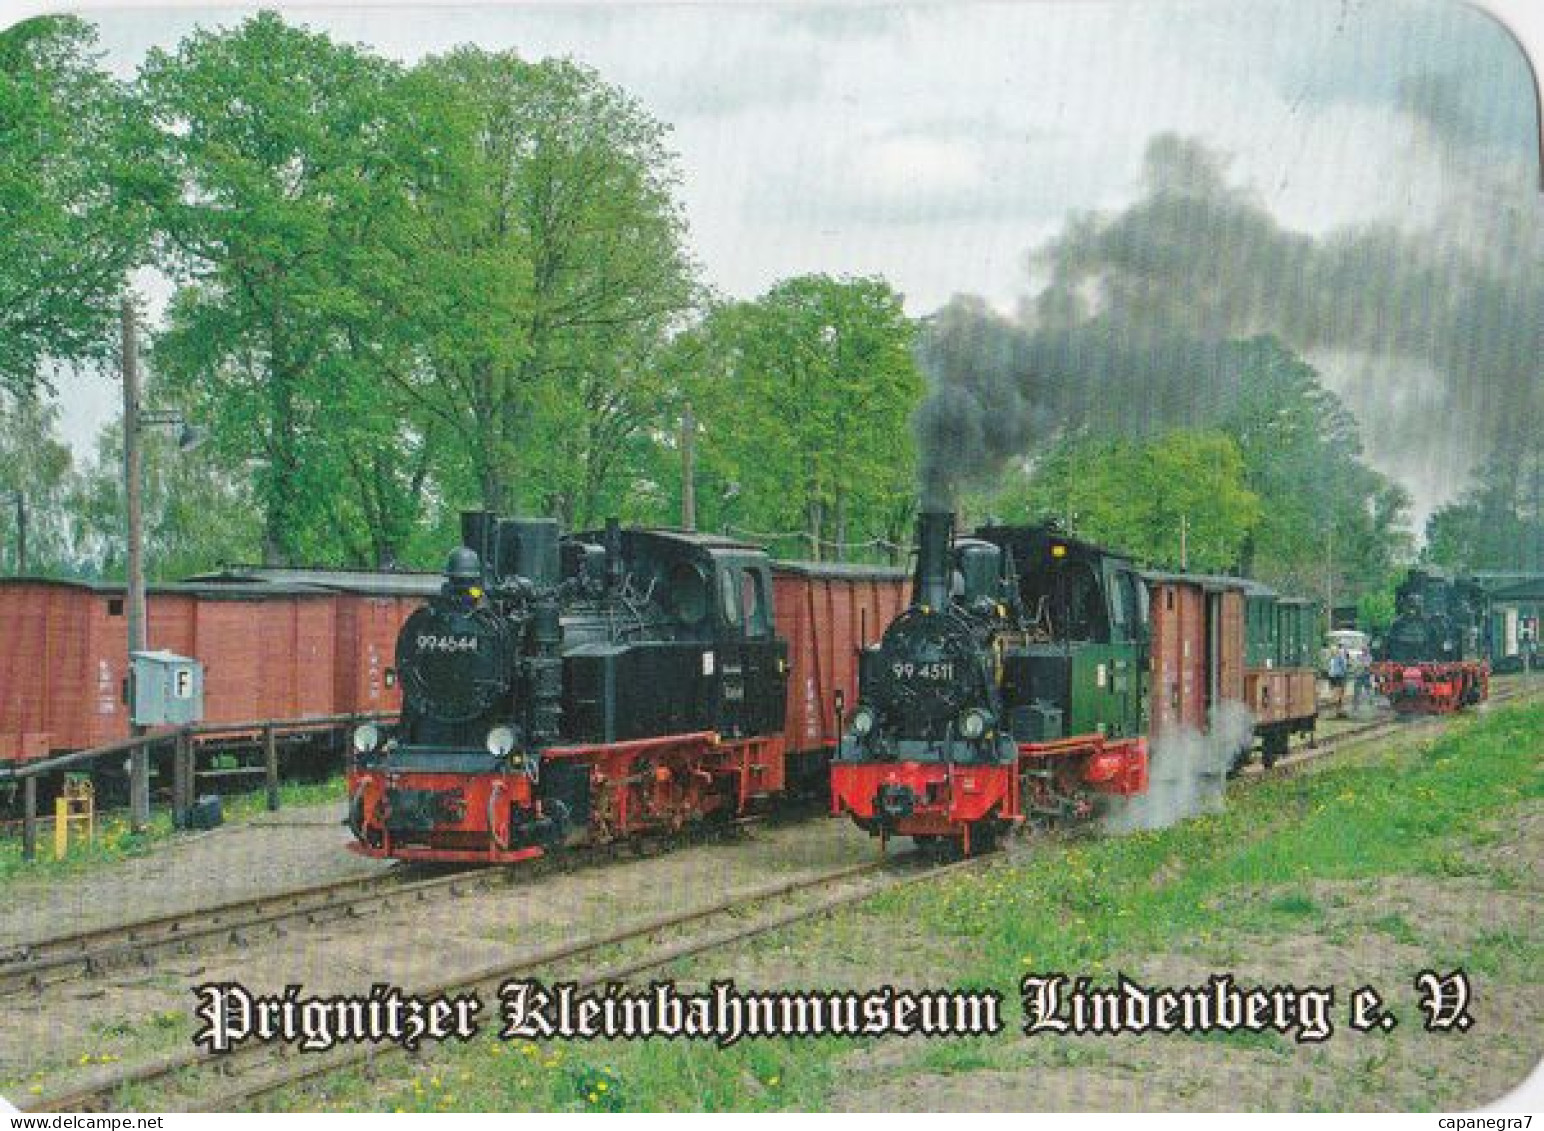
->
[[959, 708, 992, 740], [850, 705, 877, 738], [351, 723, 381, 754], [1050, 543, 1067, 559], [486, 725, 517, 758]]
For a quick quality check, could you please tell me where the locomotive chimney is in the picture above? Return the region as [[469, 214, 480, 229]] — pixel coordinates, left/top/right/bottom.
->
[[459, 510, 497, 582], [914, 510, 954, 611]]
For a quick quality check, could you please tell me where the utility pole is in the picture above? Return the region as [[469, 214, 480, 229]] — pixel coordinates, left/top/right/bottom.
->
[[122, 295, 150, 831], [1179, 514, 1189, 571], [1325, 522, 1335, 632], [680, 400, 696, 532]]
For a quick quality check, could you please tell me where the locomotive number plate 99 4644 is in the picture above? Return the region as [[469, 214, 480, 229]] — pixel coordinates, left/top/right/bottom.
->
[[417, 635, 480, 653]]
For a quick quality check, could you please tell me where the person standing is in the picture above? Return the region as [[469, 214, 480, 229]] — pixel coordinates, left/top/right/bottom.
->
[[1328, 643, 1349, 718]]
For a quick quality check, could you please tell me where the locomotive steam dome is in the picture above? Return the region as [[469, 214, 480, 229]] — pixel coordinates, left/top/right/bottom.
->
[[396, 600, 516, 725], [870, 606, 985, 729]]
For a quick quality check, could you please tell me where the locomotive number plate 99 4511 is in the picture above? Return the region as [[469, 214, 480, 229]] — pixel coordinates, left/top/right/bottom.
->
[[893, 661, 955, 681]]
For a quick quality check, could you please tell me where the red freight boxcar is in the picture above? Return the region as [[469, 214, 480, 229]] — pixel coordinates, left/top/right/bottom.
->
[[770, 561, 909, 761], [1144, 572, 1247, 740], [0, 578, 337, 762], [192, 568, 442, 717]]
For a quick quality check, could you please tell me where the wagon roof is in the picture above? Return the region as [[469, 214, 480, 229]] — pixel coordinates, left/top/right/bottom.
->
[[771, 560, 909, 580], [1489, 576, 1544, 601], [0, 575, 330, 599], [1140, 570, 1254, 593], [185, 566, 443, 596]]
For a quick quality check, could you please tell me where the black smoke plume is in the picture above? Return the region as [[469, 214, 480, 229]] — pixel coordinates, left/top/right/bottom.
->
[[914, 122, 1544, 514]]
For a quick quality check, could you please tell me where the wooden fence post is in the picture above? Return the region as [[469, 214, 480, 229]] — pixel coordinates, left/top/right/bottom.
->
[[21, 776, 37, 862], [172, 730, 192, 828], [265, 724, 279, 812]]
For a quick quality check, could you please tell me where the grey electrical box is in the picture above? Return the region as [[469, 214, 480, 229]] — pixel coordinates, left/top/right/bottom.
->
[[130, 650, 205, 727]]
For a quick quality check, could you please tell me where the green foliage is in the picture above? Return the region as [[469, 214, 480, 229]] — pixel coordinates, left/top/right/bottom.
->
[[988, 336, 1411, 593], [137, 13, 424, 565], [0, 17, 146, 393], [1356, 583, 1398, 636], [65, 415, 262, 580], [0, 395, 76, 574], [394, 49, 698, 526], [3, 13, 1417, 593], [997, 428, 1261, 572], [1212, 338, 1411, 596], [1424, 438, 1543, 572], [686, 274, 923, 561]]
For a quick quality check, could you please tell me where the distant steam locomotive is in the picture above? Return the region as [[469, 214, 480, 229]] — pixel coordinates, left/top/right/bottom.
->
[[1372, 568, 1489, 715]]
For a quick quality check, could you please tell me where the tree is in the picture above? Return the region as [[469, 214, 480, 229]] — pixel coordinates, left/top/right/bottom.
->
[[0, 17, 145, 393], [687, 275, 923, 561], [136, 13, 416, 565], [996, 429, 1261, 572], [1425, 436, 1544, 572], [67, 415, 263, 581], [389, 49, 698, 524], [0, 394, 76, 574], [1213, 337, 1412, 598]]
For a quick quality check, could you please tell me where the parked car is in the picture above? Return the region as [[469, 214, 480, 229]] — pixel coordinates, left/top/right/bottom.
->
[[1320, 629, 1372, 677]]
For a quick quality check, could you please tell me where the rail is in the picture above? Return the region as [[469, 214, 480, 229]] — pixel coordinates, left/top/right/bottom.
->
[[2, 711, 397, 863]]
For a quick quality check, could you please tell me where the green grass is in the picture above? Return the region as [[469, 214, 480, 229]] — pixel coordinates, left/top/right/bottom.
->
[[264, 699, 1542, 1113]]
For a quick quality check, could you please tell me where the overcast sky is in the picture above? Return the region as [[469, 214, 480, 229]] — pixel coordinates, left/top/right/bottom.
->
[[36, 0, 1544, 526]]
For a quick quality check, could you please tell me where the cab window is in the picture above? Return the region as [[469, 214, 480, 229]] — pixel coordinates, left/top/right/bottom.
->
[[720, 567, 742, 628], [741, 569, 770, 637]]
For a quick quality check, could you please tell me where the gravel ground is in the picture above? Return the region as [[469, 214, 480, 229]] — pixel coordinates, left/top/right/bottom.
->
[[0, 803, 390, 948], [0, 809, 878, 1093]]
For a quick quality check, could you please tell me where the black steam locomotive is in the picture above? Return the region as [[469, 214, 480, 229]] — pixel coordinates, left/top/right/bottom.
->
[[842, 512, 1022, 768], [1379, 569, 1482, 664], [830, 513, 1150, 853], [347, 512, 789, 862], [1372, 568, 1489, 714]]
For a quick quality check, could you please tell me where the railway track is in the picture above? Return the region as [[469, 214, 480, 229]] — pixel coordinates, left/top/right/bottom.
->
[[1246, 677, 1536, 780], [16, 681, 1539, 1110], [0, 814, 770, 999], [23, 850, 985, 1112]]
